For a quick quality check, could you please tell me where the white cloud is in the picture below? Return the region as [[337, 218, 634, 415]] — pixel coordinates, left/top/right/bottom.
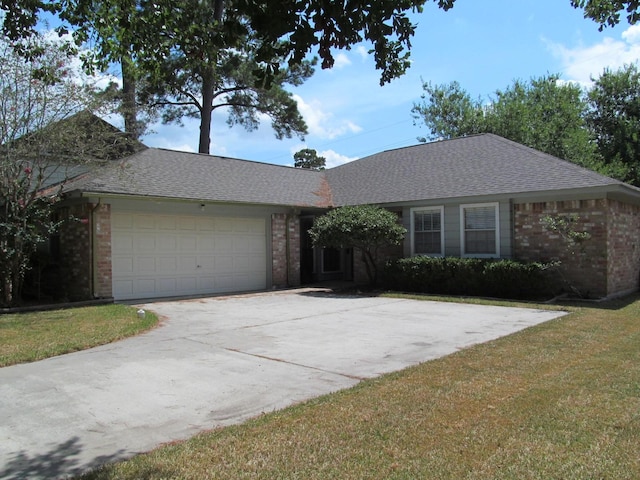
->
[[355, 46, 369, 60], [545, 24, 640, 86], [622, 23, 640, 43], [293, 94, 362, 139], [333, 52, 351, 68], [321, 149, 357, 168], [286, 144, 356, 168]]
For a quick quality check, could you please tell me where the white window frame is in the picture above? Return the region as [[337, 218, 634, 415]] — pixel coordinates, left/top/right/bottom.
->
[[410, 206, 445, 257], [460, 202, 500, 258]]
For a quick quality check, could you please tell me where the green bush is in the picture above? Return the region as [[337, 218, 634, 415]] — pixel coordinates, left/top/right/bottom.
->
[[383, 257, 557, 300]]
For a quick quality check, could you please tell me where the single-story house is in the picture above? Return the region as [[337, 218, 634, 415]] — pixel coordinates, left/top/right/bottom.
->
[[52, 133, 640, 301]]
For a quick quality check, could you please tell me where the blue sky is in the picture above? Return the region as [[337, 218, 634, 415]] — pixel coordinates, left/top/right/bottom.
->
[[138, 0, 640, 167]]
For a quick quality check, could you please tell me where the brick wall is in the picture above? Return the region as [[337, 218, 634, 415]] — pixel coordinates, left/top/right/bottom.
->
[[56, 202, 113, 300], [58, 203, 92, 300], [513, 199, 609, 297], [607, 199, 640, 295], [271, 213, 301, 288], [93, 203, 113, 298]]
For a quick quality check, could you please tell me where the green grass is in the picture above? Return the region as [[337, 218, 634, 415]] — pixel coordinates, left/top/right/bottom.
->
[[80, 294, 640, 479], [0, 304, 158, 367]]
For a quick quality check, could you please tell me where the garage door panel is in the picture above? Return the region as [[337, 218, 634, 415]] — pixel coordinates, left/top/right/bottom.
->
[[214, 218, 234, 232], [248, 237, 266, 253], [157, 216, 176, 230], [178, 217, 197, 230], [214, 275, 235, 290], [215, 237, 234, 253], [233, 238, 250, 253], [179, 235, 197, 252], [178, 256, 197, 272], [136, 216, 155, 229], [112, 234, 134, 253], [138, 235, 156, 251], [199, 218, 215, 231], [113, 279, 134, 297], [198, 256, 215, 270], [198, 235, 215, 250], [157, 257, 178, 273], [199, 276, 215, 290], [112, 212, 267, 300], [158, 236, 177, 251], [156, 278, 176, 292], [112, 212, 133, 229], [177, 277, 197, 291], [138, 257, 156, 273], [137, 278, 157, 293]]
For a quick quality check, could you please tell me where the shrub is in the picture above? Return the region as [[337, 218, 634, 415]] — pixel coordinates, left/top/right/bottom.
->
[[383, 257, 557, 300]]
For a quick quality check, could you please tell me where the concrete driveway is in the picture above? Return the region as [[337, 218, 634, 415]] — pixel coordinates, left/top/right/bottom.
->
[[0, 290, 566, 479]]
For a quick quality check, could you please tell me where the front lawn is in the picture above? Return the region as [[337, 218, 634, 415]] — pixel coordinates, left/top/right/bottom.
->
[[0, 304, 158, 367], [80, 294, 640, 479]]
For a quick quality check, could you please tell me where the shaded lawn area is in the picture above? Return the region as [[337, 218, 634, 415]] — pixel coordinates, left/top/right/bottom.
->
[[0, 304, 158, 367], [80, 294, 640, 479]]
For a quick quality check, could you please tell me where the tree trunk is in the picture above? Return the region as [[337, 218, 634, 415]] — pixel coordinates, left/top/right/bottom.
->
[[199, 67, 215, 154], [121, 55, 139, 139], [361, 249, 378, 286], [196, 0, 225, 154]]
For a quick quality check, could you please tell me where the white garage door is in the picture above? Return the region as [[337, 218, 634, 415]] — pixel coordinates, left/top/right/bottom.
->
[[111, 212, 267, 300]]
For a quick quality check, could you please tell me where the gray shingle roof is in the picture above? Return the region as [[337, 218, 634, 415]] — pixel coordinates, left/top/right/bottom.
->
[[65, 134, 640, 207], [65, 148, 331, 207], [325, 134, 635, 205]]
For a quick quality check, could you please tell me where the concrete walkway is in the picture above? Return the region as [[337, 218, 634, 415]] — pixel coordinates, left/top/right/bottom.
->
[[0, 291, 565, 479]]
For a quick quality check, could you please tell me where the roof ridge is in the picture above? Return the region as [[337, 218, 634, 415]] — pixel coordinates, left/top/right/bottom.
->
[[326, 133, 493, 171], [152, 147, 323, 173], [486, 134, 625, 185]]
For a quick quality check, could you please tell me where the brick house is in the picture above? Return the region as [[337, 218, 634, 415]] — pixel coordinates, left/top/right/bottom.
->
[[53, 133, 640, 301]]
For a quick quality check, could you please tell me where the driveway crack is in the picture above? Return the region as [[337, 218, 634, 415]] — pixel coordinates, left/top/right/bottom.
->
[[224, 348, 366, 381]]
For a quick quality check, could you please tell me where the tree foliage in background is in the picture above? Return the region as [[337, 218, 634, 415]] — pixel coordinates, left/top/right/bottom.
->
[[1, 0, 638, 152], [4, 2, 636, 153], [570, 0, 640, 29], [412, 69, 640, 185], [309, 205, 406, 286], [293, 148, 326, 170], [586, 63, 640, 185], [412, 75, 599, 167], [413, 80, 485, 143], [0, 0, 458, 151], [137, 37, 314, 154], [0, 37, 114, 307]]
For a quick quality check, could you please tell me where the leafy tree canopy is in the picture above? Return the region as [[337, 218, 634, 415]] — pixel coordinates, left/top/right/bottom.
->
[[309, 205, 406, 285], [0, 37, 110, 307], [293, 148, 326, 170], [570, 0, 640, 29], [1, 0, 457, 86], [586, 63, 640, 185], [412, 75, 597, 165], [137, 33, 315, 153], [412, 67, 640, 185]]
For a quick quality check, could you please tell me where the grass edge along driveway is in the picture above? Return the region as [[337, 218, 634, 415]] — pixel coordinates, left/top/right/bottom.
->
[[79, 294, 640, 479], [0, 304, 158, 367]]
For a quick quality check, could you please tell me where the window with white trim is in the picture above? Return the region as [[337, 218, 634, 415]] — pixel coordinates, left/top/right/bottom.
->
[[461, 203, 499, 257], [411, 207, 444, 256]]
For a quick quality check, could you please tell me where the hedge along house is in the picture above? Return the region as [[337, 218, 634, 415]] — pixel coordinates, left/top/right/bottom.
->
[[54, 133, 640, 301]]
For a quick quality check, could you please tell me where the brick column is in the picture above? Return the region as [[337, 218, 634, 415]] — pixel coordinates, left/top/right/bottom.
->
[[58, 203, 92, 300], [272, 214, 288, 287], [606, 199, 640, 296], [93, 203, 113, 298], [271, 213, 301, 288]]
